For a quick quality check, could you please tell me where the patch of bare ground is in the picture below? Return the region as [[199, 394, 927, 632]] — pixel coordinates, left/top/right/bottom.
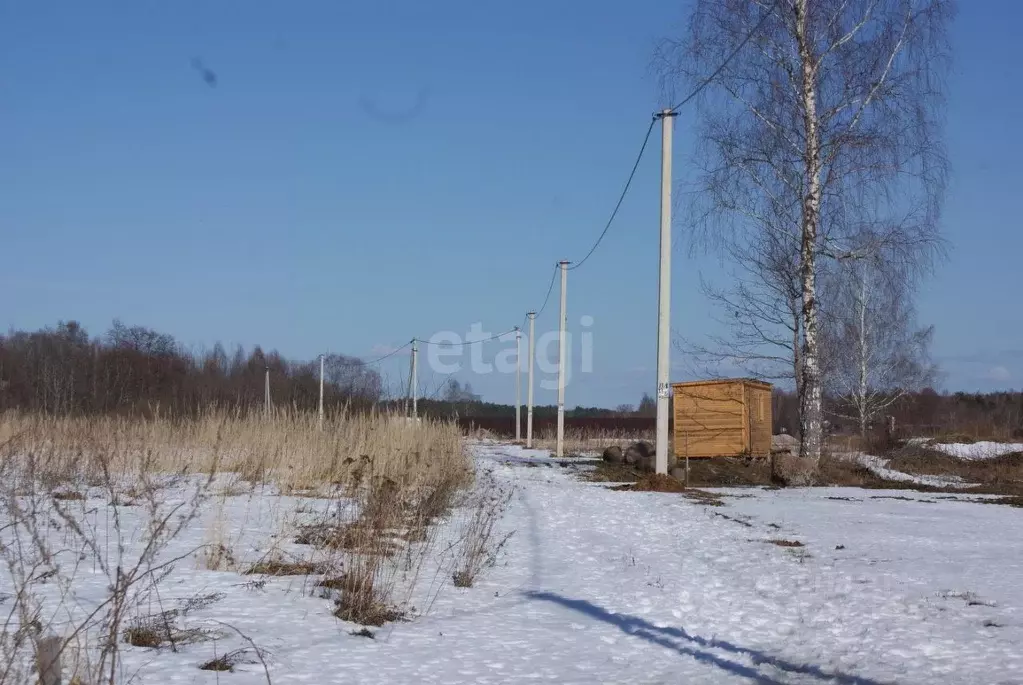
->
[[886, 445, 1023, 497], [609, 474, 727, 506], [763, 539, 804, 548]]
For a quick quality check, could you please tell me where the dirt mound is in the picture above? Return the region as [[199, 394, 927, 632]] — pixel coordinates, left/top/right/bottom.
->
[[612, 473, 688, 492]]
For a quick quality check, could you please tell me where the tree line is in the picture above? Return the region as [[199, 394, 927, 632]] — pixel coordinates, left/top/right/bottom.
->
[[0, 320, 383, 416], [772, 387, 1023, 440]]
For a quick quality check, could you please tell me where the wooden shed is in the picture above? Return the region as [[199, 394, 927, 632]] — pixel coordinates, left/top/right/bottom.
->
[[672, 379, 773, 458]]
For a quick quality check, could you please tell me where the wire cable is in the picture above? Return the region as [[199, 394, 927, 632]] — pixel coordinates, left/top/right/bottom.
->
[[531, 263, 560, 319], [414, 326, 519, 347], [668, 3, 776, 113], [335, 341, 412, 366], [567, 119, 656, 272], [562, 6, 775, 275]]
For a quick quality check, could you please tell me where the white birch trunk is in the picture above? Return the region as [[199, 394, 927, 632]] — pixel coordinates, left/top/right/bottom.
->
[[796, 0, 824, 464]]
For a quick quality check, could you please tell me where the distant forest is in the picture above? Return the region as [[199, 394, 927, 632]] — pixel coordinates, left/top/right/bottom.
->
[[2, 320, 1020, 439], [0, 320, 654, 420]]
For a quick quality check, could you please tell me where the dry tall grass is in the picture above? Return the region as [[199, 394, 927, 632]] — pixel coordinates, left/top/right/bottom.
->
[[0, 408, 471, 684], [0, 408, 466, 490], [530, 426, 657, 455]]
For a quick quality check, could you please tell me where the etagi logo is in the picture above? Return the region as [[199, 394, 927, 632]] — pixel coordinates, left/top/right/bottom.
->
[[425, 316, 594, 390]]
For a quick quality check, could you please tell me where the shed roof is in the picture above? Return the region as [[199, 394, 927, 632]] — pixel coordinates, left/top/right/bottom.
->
[[672, 378, 772, 390]]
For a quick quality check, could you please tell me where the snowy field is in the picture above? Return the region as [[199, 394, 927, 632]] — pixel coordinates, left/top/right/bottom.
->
[[3, 441, 1022, 684]]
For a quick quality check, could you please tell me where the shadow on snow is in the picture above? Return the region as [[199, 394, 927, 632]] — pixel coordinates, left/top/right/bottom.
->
[[524, 591, 889, 685]]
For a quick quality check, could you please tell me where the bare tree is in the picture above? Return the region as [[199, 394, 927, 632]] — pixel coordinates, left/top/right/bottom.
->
[[681, 222, 804, 395], [821, 254, 937, 440], [658, 0, 953, 463]]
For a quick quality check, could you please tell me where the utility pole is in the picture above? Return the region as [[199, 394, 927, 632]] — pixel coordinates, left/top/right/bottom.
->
[[264, 367, 271, 417], [515, 326, 522, 442], [526, 311, 536, 448], [411, 338, 419, 420], [318, 354, 325, 430], [654, 109, 678, 475], [556, 260, 570, 458]]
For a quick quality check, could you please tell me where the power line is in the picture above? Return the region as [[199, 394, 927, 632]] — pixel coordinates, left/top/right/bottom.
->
[[568, 119, 656, 272], [561, 4, 775, 274], [335, 341, 412, 367], [532, 264, 560, 319], [668, 3, 776, 113], [414, 326, 519, 347]]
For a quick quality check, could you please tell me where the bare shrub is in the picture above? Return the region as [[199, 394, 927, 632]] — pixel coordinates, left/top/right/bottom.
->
[[450, 472, 513, 588]]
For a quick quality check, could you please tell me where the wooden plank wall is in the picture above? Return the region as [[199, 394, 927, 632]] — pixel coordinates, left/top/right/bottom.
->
[[746, 384, 773, 457], [674, 381, 746, 457]]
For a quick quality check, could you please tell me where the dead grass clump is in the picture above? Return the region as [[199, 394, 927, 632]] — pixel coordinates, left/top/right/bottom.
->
[[244, 557, 330, 576], [764, 539, 804, 548], [124, 624, 165, 649], [350, 627, 375, 638], [199, 654, 234, 671], [52, 490, 87, 501], [295, 522, 401, 556], [123, 613, 214, 649], [331, 564, 405, 626], [404, 470, 467, 541], [198, 647, 269, 673], [201, 544, 237, 572]]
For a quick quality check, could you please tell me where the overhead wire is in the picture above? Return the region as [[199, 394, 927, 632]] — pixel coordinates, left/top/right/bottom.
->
[[335, 340, 412, 366], [414, 326, 519, 347], [562, 5, 775, 275], [667, 3, 776, 113], [567, 118, 657, 272], [336, 7, 776, 376]]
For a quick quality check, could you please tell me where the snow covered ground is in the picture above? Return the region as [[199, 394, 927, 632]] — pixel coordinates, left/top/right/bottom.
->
[[928, 440, 1023, 460], [852, 453, 970, 488], [4, 442, 1022, 684]]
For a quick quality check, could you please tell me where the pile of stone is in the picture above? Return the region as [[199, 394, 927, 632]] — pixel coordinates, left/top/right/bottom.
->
[[601, 441, 656, 472]]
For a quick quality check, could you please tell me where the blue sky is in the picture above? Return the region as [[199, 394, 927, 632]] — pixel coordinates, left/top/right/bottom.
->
[[2, 0, 1020, 407]]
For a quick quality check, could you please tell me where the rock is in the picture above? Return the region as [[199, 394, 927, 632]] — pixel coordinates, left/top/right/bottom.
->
[[623, 441, 654, 466], [635, 455, 655, 473], [602, 445, 624, 464]]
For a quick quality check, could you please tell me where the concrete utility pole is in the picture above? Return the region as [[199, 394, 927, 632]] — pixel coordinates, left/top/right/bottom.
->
[[526, 311, 536, 448], [264, 367, 271, 417], [411, 338, 419, 420], [515, 326, 522, 442], [318, 354, 325, 430], [556, 260, 570, 458], [655, 109, 678, 475]]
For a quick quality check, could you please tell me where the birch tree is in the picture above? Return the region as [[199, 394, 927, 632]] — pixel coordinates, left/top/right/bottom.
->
[[658, 0, 952, 463], [821, 255, 936, 439]]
